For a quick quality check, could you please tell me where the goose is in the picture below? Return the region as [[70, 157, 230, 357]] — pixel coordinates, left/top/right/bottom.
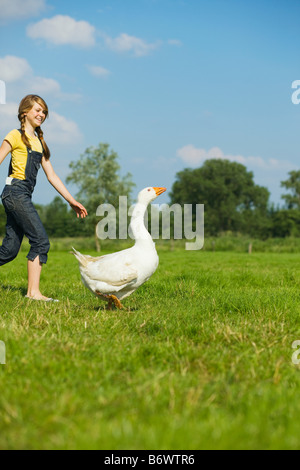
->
[[72, 186, 166, 309]]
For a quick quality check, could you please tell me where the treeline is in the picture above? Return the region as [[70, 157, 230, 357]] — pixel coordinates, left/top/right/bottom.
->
[[169, 160, 300, 239], [0, 144, 299, 240]]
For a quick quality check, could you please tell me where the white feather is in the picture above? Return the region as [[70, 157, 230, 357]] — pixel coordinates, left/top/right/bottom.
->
[[72, 186, 166, 305]]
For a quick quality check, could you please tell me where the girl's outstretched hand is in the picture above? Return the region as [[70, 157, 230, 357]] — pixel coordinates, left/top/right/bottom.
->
[[70, 201, 88, 218]]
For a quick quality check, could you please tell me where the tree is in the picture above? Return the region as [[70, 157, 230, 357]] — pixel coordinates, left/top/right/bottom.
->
[[66, 143, 135, 249], [281, 170, 300, 209], [42, 196, 82, 238], [169, 159, 270, 236], [270, 209, 300, 238]]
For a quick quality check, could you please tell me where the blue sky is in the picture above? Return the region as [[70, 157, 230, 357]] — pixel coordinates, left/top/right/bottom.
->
[[0, 0, 299, 206]]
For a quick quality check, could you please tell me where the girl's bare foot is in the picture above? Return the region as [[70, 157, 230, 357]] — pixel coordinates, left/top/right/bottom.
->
[[25, 293, 59, 302]]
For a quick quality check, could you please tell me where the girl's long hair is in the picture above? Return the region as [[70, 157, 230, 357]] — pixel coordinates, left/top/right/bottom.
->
[[18, 94, 51, 160]]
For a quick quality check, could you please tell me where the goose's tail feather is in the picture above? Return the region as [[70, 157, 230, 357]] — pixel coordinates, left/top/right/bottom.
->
[[71, 247, 89, 267]]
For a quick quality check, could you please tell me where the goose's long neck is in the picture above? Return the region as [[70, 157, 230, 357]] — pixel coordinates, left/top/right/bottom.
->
[[130, 202, 154, 247]]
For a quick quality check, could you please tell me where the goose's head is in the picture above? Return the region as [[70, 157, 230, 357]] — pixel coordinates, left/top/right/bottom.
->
[[137, 187, 166, 205]]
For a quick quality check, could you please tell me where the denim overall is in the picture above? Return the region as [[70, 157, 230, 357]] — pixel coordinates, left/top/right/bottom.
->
[[0, 130, 50, 266]]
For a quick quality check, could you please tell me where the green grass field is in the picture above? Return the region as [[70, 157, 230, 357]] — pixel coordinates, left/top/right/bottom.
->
[[0, 244, 300, 449]]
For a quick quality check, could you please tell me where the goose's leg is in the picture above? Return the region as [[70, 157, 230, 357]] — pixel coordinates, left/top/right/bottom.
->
[[95, 291, 112, 309], [111, 295, 125, 310], [95, 291, 124, 310]]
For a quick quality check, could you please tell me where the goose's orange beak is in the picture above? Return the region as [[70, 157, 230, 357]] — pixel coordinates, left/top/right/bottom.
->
[[153, 187, 166, 196]]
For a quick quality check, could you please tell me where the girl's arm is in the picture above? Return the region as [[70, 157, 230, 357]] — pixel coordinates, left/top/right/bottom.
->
[[42, 157, 88, 218], [0, 140, 12, 166]]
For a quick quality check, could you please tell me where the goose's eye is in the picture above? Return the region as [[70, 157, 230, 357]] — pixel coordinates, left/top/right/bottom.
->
[[148, 188, 151, 191]]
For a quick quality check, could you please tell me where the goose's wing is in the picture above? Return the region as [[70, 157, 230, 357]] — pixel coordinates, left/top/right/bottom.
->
[[81, 250, 138, 286]]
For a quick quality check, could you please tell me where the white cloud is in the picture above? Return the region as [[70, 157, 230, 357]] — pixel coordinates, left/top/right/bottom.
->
[[103, 33, 160, 57], [0, 56, 82, 146], [0, 104, 81, 146], [177, 144, 293, 171], [0, 55, 80, 101], [43, 111, 82, 144], [30, 76, 61, 95], [26, 14, 162, 56], [87, 65, 111, 78], [0, 102, 19, 133], [29, 76, 81, 101], [168, 39, 182, 47], [27, 15, 96, 48], [0, 0, 46, 22], [0, 56, 32, 82]]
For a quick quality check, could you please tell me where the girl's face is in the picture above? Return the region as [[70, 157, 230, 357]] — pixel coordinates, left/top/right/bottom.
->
[[25, 102, 47, 129]]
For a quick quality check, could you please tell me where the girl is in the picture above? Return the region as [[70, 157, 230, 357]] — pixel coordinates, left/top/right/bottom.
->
[[0, 94, 88, 301]]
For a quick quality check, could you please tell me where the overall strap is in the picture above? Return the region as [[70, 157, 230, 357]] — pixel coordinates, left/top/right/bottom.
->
[[7, 129, 24, 176]]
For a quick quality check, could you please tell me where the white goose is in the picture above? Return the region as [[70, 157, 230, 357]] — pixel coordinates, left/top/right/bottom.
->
[[72, 186, 166, 309]]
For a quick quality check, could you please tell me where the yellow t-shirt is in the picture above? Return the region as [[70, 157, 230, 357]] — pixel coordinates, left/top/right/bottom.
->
[[4, 129, 43, 180]]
